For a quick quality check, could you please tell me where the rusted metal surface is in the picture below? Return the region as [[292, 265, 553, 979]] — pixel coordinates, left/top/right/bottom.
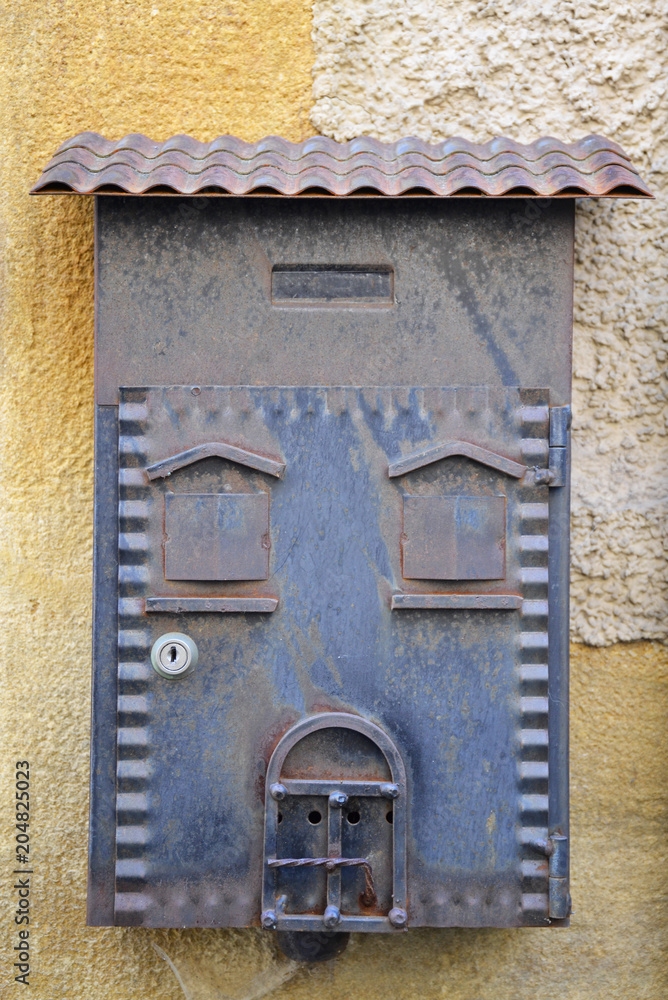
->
[[31, 131, 651, 197], [81, 191, 573, 939], [401, 495, 506, 580], [262, 713, 406, 933], [87, 406, 118, 925], [388, 441, 527, 479], [164, 493, 270, 582], [94, 198, 576, 406], [108, 384, 553, 928], [146, 442, 285, 480], [267, 859, 377, 908], [145, 596, 278, 613], [390, 592, 521, 610]]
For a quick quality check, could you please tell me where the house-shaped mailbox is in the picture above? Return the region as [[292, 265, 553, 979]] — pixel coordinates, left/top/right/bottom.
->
[[33, 133, 650, 959]]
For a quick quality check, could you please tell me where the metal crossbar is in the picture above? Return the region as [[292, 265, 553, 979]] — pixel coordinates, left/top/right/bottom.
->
[[267, 856, 377, 906]]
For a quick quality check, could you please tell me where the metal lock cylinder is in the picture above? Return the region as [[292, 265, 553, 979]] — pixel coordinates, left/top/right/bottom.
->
[[151, 633, 198, 679]]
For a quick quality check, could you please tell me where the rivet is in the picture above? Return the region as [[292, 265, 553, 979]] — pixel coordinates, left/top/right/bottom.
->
[[329, 791, 348, 807], [261, 909, 277, 930], [380, 783, 399, 799], [270, 782, 287, 801], [388, 907, 407, 927], [323, 905, 341, 928]]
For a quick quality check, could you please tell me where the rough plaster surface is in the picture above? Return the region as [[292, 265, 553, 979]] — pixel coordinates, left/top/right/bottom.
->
[[312, 0, 668, 645], [1, 2, 667, 998], [0, 2, 314, 998]]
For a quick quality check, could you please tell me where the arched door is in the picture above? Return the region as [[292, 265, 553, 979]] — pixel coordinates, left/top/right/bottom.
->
[[262, 713, 407, 933]]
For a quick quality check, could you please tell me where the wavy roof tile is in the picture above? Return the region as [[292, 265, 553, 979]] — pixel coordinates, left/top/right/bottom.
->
[[30, 132, 651, 198]]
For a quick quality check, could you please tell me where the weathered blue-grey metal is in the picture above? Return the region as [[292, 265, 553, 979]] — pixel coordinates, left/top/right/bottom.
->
[[31, 132, 651, 959], [111, 378, 553, 932]]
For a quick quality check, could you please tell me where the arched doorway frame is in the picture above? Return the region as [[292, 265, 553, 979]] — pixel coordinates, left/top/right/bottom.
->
[[261, 712, 407, 933]]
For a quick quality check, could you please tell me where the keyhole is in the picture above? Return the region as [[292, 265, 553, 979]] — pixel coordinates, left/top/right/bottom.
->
[[151, 633, 197, 678]]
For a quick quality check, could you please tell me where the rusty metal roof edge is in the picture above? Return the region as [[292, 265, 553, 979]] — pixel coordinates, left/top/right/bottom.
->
[[30, 132, 652, 199], [44, 129, 635, 162]]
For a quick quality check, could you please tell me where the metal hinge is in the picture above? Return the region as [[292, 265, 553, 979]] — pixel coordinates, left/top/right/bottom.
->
[[535, 405, 571, 487], [529, 833, 571, 919]]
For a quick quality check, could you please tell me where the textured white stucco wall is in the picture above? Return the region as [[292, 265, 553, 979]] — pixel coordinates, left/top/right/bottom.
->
[[311, 0, 668, 644]]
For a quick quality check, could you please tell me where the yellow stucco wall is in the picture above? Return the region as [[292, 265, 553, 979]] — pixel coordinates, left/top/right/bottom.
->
[[0, 3, 666, 998]]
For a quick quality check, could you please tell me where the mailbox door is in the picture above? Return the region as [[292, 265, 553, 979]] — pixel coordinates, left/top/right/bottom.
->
[[112, 385, 553, 930]]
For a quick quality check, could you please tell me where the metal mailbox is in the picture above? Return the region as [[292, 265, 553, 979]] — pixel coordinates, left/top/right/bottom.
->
[[32, 132, 650, 959]]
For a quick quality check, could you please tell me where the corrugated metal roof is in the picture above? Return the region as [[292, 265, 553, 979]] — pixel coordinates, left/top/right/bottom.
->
[[30, 132, 651, 197]]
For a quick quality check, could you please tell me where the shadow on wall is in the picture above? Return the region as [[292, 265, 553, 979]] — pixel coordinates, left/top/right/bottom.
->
[[137, 925, 530, 1000]]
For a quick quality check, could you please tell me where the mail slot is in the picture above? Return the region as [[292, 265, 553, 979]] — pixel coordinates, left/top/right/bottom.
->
[[31, 132, 650, 960]]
